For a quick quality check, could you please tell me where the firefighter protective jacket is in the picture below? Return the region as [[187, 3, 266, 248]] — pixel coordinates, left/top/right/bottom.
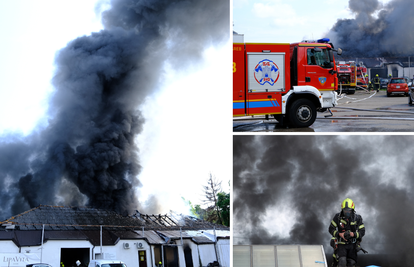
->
[[329, 212, 365, 244]]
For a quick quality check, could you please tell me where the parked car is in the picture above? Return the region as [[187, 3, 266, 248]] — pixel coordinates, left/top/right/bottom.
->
[[88, 260, 127, 267], [380, 78, 389, 89], [387, 78, 409, 97], [26, 264, 52, 267]]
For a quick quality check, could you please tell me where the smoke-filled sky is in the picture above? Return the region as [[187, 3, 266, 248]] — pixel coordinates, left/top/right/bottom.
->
[[327, 0, 414, 57], [234, 135, 414, 264], [234, 0, 406, 56], [0, 0, 230, 220]]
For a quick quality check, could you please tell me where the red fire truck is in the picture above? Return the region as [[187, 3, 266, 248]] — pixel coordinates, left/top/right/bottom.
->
[[336, 62, 368, 94], [356, 65, 368, 88], [233, 35, 341, 127], [336, 62, 356, 94]]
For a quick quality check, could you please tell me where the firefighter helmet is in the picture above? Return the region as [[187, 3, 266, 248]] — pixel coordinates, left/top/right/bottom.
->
[[341, 198, 355, 218], [341, 198, 355, 210]]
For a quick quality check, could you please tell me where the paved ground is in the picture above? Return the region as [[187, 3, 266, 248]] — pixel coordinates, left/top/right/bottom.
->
[[233, 90, 414, 132]]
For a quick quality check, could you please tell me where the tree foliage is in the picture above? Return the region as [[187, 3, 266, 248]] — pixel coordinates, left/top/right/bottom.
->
[[217, 192, 229, 226], [185, 174, 230, 227]]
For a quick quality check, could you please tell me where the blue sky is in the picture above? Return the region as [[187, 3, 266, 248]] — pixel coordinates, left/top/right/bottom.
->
[[233, 0, 391, 43], [0, 0, 231, 214]]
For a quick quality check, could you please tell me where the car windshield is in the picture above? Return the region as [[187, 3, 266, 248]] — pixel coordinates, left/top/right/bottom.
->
[[102, 264, 127, 267], [391, 79, 406, 84]]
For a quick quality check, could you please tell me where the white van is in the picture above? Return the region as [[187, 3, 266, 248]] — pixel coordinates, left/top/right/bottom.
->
[[88, 260, 127, 267], [26, 264, 53, 267]]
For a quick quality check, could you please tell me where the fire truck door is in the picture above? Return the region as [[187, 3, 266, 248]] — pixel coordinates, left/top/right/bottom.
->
[[246, 53, 284, 115], [233, 43, 246, 116], [304, 48, 335, 91]]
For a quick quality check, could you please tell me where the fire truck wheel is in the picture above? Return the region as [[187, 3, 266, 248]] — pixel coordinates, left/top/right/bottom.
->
[[288, 99, 316, 128]]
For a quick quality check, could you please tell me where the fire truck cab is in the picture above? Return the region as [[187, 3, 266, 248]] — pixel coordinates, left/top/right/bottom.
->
[[233, 34, 341, 128]]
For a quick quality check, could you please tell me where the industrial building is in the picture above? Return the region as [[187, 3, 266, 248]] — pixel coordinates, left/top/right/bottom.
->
[[0, 205, 229, 267]]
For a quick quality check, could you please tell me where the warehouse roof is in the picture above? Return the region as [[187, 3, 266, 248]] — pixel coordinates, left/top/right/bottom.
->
[[0, 205, 229, 247], [1, 205, 228, 231]]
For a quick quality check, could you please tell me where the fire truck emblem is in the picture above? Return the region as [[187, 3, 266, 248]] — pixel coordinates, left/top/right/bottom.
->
[[254, 59, 280, 86], [319, 77, 327, 85]]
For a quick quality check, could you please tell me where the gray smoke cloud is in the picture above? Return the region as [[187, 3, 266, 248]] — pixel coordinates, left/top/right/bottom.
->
[[328, 0, 414, 57], [234, 135, 414, 265], [0, 0, 229, 220]]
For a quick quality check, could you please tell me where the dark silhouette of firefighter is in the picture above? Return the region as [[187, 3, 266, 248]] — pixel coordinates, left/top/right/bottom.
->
[[329, 198, 366, 267], [373, 74, 380, 92]]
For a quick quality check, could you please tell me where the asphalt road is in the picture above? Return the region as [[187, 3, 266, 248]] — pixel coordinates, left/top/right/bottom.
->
[[233, 90, 414, 132]]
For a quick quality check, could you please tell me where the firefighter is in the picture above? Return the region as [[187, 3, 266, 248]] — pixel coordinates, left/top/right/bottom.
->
[[368, 81, 374, 92], [329, 198, 365, 267], [373, 74, 381, 92]]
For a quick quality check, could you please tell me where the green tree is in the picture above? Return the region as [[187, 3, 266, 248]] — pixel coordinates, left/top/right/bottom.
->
[[183, 176, 230, 227], [202, 173, 223, 224], [217, 192, 229, 226]]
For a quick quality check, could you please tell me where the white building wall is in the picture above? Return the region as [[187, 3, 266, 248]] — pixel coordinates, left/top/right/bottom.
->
[[0, 252, 41, 267], [403, 67, 414, 80], [179, 240, 199, 267], [0, 234, 229, 267], [216, 240, 229, 267], [1, 240, 94, 267], [197, 245, 217, 267], [35, 240, 93, 267], [111, 240, 151, 267], [176, 242, 185, 267], [0, 241, 19, 252], [387, 64, 404, 78], [0, 239, 155, 267]]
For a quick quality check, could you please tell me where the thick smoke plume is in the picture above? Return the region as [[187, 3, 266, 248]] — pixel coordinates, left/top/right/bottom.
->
[[234, 135, 414, 266], [328, 0, 414, 57], [0, 0, 228, 220]]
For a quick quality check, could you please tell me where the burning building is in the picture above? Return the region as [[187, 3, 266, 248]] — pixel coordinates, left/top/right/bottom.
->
[[0, 0, 229, 221], [0, 205, 229, 267]]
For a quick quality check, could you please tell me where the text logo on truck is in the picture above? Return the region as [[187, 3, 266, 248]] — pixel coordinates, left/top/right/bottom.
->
[[254, 59, 280, 86]]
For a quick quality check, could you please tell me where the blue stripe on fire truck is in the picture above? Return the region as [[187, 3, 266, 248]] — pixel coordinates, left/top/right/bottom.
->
[[248, 100, 280, 108], [233, 102, 245, 109]]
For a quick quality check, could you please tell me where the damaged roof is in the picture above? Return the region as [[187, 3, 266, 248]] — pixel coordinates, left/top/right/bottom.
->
[[1, 205, 228, 231], [0, 205, 229, 247]]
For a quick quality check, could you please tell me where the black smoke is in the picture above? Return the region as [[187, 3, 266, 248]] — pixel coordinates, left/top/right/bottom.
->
[[233, 135, 414, 265], [328, 0, 414, 57], [0, 0, 229, 220]]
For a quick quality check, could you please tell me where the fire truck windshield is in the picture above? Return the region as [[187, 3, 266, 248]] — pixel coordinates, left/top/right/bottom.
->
[[307, 48, 332, 68]]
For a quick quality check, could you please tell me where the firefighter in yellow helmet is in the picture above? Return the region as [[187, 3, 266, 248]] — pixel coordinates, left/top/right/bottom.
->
[[329, 198, 365, 267], [373, 74, 381, 92], [368, 81, 373, 92]]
